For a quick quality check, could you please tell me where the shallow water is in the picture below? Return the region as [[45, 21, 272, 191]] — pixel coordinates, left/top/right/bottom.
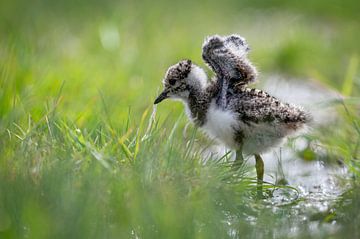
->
[[207, 144, 349, 236], [260, 76, 348, 220]]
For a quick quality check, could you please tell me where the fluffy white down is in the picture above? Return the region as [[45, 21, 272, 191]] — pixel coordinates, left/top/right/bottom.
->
[[202, 101, 239, 149], [187, 65, 208, 88], [201, 101, 292, 155]]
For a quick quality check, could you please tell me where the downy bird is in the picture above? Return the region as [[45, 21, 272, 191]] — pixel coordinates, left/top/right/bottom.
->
[[154, 35, 310, 194]]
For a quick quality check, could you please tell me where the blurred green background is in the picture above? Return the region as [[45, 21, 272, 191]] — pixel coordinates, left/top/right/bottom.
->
[[1, 0, 359, 238], [1, 0, 359, 126]]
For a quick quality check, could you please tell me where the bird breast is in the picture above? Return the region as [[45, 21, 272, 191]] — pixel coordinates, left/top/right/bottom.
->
[[202, 100, 239, 149]]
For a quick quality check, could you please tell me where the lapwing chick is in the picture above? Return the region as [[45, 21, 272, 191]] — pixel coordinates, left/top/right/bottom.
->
[[154, 35, 311, 197]]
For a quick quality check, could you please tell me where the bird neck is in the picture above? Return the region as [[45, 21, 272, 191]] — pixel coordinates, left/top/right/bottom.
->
[[184, 82, 215, 126]]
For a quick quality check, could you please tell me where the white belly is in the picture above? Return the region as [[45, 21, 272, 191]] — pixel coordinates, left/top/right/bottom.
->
[[202, 101, 239, 149], [197, 101, 293, 155]]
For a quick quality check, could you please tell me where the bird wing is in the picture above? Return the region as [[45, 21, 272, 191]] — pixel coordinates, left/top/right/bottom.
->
[[202, 35, 257, 84], [202, 35, 258, 107], [229, 88, 310, 125]]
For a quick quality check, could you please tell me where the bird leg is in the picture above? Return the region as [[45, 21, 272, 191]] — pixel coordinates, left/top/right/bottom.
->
[[233, 147, 244, 170], [254, 154, 264, 198]]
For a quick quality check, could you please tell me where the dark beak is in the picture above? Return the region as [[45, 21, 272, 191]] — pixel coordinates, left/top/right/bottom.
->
[[154, 91, 169, 104]]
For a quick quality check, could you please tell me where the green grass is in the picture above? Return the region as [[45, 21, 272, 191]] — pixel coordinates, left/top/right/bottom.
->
[[0, 110, 253, 238], [1, 0, 360, 238]]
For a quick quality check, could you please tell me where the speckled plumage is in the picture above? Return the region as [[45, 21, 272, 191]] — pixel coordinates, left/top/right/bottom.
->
[[154, 34, 311, 155]]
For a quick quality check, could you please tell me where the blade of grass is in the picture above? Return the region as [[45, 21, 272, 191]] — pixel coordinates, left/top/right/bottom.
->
[[118, 128, 134, 160], [141, 105, 157, 141], [133, 108, 149, 160], [98, 89, 114, 134], [342, 55, 358, 96]]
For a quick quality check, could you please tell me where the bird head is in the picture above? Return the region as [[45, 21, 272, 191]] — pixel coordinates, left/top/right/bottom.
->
[[154, 59, 207, 104]]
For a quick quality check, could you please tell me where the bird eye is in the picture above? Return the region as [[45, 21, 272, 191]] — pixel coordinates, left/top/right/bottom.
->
[[169, 79, 176, 85]]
